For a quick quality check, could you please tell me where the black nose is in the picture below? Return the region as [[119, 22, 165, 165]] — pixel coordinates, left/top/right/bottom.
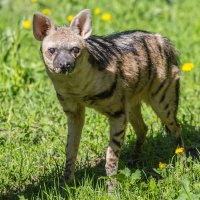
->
[[53, 50, 75, 73], [58, 62, 73, 73], [59, 62, 71, 69]]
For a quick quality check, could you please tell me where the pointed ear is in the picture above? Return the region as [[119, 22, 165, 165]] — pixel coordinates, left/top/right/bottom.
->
[[70, 9, 92, 39], [33, 13, 54, 41]]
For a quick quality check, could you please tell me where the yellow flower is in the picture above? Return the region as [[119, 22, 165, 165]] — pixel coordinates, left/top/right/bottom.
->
[[23, 20, 31, 29], [159, 162, 165, 169], [175, 147, 184, 154], [182, 63, 194, 71], [101, 13, 112, 23], [42, 8, 51, 15], [94, 8, 101, 15], [67, 15, 74, 22], [31, 0, 37, 2]]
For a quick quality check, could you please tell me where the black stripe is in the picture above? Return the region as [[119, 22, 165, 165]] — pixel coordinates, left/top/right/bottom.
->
[[87, 41, 109, 65], [56, 92, 64, 101], [112, 138, 121, 148], [65, 159, 73, 168], [155, 37, 164, 60], [159, 92, 166, 104], [142, 38, 153, 80], [107, 163, 115, 169], [151, 80, 166, 97], [114, 130, 124, 138], [164, 104, 169, 110], [88, 40, 108, 62], [84, 76, 117, 101], [114, 150, 120, 156], [131, 48, 139, 56], [117, 61, 125, 79], [88, 54, 99, 68], [91, 37, 121, 56], [86, 36, 122, 69], [105, 30, 152, 40], [163, 48, 171, 77], [64, 110, 73, 115], [159, 81, 171, 104], [86, 31, 154, 71], [107, 110, 124, 118], [167, 111, 171, 118]]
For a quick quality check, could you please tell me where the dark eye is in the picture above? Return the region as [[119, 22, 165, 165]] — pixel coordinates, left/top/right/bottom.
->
[[48, 48, 56, 54], [72, 47, 80, 54]]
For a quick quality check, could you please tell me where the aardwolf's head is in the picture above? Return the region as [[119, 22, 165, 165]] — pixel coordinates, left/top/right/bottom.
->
[[33, 9, 92, 74]]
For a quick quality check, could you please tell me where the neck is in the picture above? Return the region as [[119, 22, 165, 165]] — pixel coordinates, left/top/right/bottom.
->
[[46, 52, 97, 97]]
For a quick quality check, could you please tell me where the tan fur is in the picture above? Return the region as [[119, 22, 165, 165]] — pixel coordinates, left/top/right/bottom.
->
[[33, 9, 184, 190]]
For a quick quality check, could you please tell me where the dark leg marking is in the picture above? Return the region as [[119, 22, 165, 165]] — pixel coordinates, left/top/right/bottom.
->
[[112, 138, 121, 148], [56, 92, 64, 101], [151, 80, 166, 97], [159, 92, 166, 104], [114, 150, 120, 157], [165, 103, 169, 110], [65, 160, 73, 168], [167, 111, 171, 118], [107, 109, 124, 118], [159, 81, 171, 104], [65, 159, 73, 177], [64, 110, 73, 115], [106, 162, 115, 169], [114, 130, 124, 137]]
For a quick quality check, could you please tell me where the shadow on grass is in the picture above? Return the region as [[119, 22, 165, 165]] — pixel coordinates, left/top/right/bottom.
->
[[1, 123, 200, 199]]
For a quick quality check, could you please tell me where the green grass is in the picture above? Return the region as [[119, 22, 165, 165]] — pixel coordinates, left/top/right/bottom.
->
[[0, 0, 200, 199]]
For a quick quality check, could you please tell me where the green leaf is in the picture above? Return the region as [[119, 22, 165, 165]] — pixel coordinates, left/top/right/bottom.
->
[[119, 167, 131, 178], [181, 179, 190, 192], [149, 178, 157, 191], [130, 169, 141, 184], [175, 193, 188, 200], [112, 173, 126, 183]]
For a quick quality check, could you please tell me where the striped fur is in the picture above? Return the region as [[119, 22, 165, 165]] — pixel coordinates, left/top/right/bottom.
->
[[33, 9, 184, 190]]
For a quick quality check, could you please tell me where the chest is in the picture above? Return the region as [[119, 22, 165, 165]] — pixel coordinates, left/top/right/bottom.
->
[[55, 79, 123, 116]]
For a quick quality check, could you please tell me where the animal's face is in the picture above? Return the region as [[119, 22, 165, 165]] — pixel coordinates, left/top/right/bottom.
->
[[33, 9, 92, 74], [42, 28, 84, 74]]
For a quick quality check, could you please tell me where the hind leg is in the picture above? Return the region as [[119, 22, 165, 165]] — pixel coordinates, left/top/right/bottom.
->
[[149, 74, 184, 148], [129, 103, 148, 160]]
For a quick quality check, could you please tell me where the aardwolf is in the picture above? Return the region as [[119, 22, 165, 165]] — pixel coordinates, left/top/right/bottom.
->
[[33, 9, 183, 189]]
